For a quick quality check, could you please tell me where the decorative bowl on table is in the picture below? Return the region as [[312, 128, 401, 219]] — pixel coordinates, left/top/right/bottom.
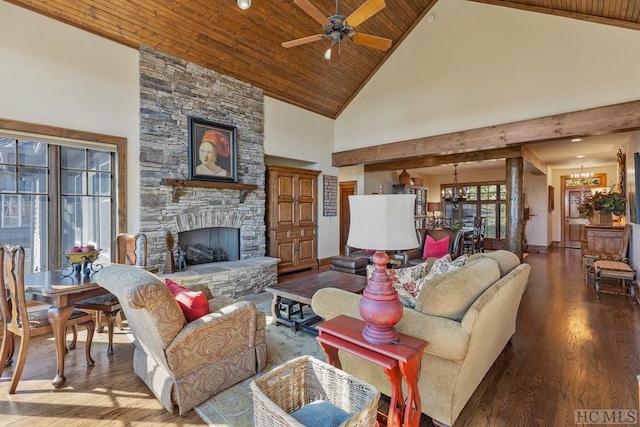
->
[[64, 250, 100, 264], [62, 248, 103, 277]]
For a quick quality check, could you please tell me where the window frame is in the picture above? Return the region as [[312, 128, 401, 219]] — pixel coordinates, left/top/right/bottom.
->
[[440, 180, 507, 242], [0, 118, 127, 270]]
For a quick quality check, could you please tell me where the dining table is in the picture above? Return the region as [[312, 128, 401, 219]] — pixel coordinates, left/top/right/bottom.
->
[[24, 270, 109, 388]]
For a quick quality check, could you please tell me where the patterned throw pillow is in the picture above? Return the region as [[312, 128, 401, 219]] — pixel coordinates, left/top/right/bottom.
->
[[366, 262, 431, 308]]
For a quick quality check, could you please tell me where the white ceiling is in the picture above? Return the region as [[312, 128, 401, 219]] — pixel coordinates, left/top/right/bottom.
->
[[528, 132, 631, 169]]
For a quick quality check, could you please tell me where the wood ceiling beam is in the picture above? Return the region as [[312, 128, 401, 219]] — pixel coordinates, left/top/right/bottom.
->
[[468, 1, 640, 32], [333, 99, 640, 167], [521, 144, 547, 175], [364, 146, 523, 172]]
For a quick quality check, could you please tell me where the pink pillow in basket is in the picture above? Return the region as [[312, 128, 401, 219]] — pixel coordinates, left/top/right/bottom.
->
[[423, 235, 450, 259]]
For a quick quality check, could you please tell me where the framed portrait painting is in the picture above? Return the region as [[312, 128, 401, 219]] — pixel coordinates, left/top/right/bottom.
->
[[188, 117, 237, 182]]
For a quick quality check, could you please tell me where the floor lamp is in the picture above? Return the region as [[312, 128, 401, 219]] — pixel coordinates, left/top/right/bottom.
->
[[347, 194, 419, 344]]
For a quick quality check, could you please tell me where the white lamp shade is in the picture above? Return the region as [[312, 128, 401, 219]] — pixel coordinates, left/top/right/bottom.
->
[[347, 194, 419, 250]]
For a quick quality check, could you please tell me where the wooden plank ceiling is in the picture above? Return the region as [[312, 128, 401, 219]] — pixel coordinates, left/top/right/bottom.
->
[[6, 0, 640, 119]]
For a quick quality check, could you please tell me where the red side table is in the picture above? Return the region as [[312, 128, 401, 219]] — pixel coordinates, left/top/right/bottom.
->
[[316, 315, 428, 427]]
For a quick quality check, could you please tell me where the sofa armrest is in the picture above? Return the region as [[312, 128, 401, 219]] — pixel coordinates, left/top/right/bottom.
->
[[312, 288, 471, 361], [165, 301, 263, 377]]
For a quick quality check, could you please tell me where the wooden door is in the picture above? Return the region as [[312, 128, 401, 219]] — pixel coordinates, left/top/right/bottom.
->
[[563, 188, 590, 248], [339, 181, 357, 256]]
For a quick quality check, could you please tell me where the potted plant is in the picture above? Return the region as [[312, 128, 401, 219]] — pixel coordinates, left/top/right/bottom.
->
[[577, 190, 626, 224]]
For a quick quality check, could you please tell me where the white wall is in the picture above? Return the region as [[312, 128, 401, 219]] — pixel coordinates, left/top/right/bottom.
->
[[264, 97, 338, 258], [336, 0, 640, 150], [524, 173, 549, 248], [0, 2, 141, 232]]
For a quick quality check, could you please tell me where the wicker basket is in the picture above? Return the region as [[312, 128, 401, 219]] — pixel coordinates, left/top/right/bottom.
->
[[250, 355, 380, 427]]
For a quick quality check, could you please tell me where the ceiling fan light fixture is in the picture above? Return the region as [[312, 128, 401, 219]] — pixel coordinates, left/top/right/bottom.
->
[[237, 0, 251, 10], [324, 47, 331, 60]]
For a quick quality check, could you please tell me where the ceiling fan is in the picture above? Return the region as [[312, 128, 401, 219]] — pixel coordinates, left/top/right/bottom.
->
[[282, 0, 392, 65]]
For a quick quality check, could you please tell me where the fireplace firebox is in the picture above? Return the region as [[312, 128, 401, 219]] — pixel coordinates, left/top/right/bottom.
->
[[178, 227, 240, 265]]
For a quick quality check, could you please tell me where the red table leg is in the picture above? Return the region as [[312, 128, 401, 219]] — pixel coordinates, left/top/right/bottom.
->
[[399, 354, 424, 426], [318, 340, 342, 369], [383, 365, 405, 427]]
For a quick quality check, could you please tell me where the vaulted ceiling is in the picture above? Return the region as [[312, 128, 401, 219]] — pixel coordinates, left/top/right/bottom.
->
[[6, 0, 640, 119]]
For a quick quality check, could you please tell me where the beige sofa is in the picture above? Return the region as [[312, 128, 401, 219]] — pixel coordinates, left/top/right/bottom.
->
[[95, 265, 267, 415], [312, 250, 530, 426]]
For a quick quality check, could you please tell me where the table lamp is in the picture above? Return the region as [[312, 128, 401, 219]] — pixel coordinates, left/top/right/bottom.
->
[[347, 194, 419, 344]]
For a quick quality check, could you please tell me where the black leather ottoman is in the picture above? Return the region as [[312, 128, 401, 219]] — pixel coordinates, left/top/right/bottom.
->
[[330, 256, 369, 276]]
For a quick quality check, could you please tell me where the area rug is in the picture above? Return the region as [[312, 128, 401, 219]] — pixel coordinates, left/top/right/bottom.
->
[[194, 292, 326, 426]]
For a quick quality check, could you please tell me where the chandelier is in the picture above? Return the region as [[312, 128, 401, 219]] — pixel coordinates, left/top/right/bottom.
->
[[442, 164, 468, 206], [571, 166, 593, 180]]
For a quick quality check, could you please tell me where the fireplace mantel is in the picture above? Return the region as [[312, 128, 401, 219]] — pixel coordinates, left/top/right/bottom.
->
[[162, 178, 258, 203]]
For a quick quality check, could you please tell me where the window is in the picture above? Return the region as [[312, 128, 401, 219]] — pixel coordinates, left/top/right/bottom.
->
[[0, 137, 116, 272], [442, 182, 507, 240]]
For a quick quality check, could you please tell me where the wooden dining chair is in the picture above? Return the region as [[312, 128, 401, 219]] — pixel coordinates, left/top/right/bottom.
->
[[0, 244, 95, 393], [75, 233, 148, 354]]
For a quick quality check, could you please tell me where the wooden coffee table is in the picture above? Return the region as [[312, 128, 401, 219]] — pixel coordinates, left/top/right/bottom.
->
[[265, 270, 367, 334]]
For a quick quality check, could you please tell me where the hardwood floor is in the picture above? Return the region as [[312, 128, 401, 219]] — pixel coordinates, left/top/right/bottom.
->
[[454, 249, 640, 427], [1, 249, 639, 426]]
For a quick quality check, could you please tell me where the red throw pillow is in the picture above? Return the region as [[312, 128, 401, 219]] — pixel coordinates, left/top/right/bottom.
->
[[165, 278, 210, 322], [422, 235, 450, 259]]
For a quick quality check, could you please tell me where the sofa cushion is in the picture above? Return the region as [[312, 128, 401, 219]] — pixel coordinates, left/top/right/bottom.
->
[[413, 254, 469, 297], [468, 250, 520, 277], [423, 234, 450, 259], [415, 257, 501, 321], [165, 278, 210, 322]]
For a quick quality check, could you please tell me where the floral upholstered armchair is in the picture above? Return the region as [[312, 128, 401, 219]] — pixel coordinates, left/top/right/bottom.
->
[[95, 265, 267, 415]]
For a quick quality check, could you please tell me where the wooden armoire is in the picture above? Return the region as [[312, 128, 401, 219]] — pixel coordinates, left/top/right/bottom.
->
[[266, 165, 320, 274]]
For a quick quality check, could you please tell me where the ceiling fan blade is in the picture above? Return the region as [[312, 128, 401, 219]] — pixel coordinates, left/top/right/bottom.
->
[[282, 34, 324, 48], [293, 0, 330, 26], [345, 0, 386, 28], [351, 33, 392, 51], [329, 43, 341, 66]]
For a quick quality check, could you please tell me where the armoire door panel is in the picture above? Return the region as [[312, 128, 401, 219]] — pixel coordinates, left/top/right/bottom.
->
[[298, 176, 316, 199], [274, 239, 295, 267], [298, 202, 315, 225], [297, 236, 316, 265], [276, 202, 295, 226], [277, 174, 295, 199]]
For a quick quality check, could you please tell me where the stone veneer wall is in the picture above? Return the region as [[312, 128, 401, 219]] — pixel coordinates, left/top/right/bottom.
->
[[138, 46, 267, 280]]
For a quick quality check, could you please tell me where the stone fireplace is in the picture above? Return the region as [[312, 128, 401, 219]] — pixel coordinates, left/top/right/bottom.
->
[[137, 46, 277, 297]]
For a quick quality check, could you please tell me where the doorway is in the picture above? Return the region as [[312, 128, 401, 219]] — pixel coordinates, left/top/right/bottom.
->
[[561, 173, 606, 248], [563, 188, 590, 248], [339, 181, 357, 255]]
